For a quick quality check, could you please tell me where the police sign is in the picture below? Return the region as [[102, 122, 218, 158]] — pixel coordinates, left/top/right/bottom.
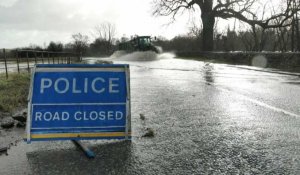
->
[[26, 64, 131, 142]]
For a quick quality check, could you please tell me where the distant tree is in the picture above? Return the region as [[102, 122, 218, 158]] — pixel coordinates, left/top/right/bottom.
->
[[120, 36, 129, 42], [91, 22, 116, 54], [171, 35, 200, 51], [63, 43, 73, 52], [90, 38, 111, 56], [153, 0, 300, 51], [94, 22, 116, 43], [239, 30, 256, 51], [223, 27, 237, 51], [47, 41, 63, 52], [13, 44, 43, 58], [22, 44, 43, 51], [71, 33, 89, 55]]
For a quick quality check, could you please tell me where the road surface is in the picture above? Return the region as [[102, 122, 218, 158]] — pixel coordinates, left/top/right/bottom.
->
[[0, 52, 299, 174]]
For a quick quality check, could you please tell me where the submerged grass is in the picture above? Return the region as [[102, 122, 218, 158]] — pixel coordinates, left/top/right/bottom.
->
[[0, 73, 30, 113]]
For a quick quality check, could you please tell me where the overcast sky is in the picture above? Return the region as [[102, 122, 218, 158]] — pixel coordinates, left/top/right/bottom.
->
[[0, 0, 278, 49], [0, 0, 201, 48]]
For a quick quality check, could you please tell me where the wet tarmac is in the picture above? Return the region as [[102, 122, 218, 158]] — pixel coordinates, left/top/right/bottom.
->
[[0, 52, 299, 174]]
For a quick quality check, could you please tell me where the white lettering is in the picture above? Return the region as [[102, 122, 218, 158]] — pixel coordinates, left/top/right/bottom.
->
[[54, 78, 69, 93], [44, 112, 52, 121], [40, 78, 52, 94], [115, 111, 123, 120], [108, 111, 114, 120], [84, 78, 88, 93], [90, 111, 98, 120], [34, 111, 124, 122], [99, 111, 106, 120], [53, 112, 60, 120], [83, 111, 89, 120], [109, 78, 119, 93], [39, 77, 121, 95], [35, 112, 42, 121], [91, 77, 105, 93], [62, 112, 69, 120], [72, 78, 81, 93], [74, 111, 82, 120]]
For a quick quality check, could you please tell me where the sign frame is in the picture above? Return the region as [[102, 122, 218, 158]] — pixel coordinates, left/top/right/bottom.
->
[[26, 64, 131, 143]]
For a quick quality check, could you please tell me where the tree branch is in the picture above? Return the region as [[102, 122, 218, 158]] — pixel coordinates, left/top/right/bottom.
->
[[215, 0, 300, 29], [153, 0, 197, 21]]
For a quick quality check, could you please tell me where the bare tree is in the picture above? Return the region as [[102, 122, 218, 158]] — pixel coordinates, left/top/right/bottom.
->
[[153, 0, 300, 51], [290, 0, 300, 51], [71, 33, 89, 55], [91, 22, 117, 54], [239, 30, 255, 50], [296, 11, 300, 51], [93, 22, 116, 51]]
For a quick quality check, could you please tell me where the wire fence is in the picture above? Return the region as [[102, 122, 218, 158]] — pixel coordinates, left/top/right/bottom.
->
[[0, 49, 80, 79]]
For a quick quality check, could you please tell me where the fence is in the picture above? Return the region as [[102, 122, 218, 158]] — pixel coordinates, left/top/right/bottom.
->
[[0, 49, 80, 79]]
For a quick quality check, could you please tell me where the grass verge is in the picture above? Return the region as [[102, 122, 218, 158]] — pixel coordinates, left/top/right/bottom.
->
[[0, 73, 30, 113]]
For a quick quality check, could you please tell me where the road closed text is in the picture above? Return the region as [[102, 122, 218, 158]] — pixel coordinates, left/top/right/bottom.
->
[[34, 110, 124, 122]]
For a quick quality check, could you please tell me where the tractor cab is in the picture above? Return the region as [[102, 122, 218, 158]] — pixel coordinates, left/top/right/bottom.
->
[[137, 36, 151, 46], [132, 36, 155, 52], [118, 35, 159, 53]]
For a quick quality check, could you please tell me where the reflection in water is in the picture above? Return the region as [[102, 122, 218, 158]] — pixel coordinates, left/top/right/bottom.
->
[[203, 63, 214, 84]]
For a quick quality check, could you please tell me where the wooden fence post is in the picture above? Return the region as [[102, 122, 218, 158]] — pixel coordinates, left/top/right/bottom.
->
[[34, 51, 37, 64], [26, 51, 30, 73], [3, 49, 8, 79], [47, 52, 50, 64], [41, 52, 44, 64], [16, 50, 20, 74]]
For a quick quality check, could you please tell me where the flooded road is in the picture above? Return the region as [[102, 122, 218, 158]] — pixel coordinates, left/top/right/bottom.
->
[[1, 52, 300, 174]]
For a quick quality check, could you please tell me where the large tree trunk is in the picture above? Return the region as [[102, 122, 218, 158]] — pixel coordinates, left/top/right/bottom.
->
[[296, 12, 300, 51], [200, 1, 215, 51], [201, 15, 215, 51], [291, 18, 295, 51]]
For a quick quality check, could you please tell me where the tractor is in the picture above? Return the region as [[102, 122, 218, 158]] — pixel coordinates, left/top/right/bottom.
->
[[118, 36, 159, 53]]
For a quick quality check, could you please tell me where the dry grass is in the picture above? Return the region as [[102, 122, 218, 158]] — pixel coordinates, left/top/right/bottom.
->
[[0, 73, 30, 113]]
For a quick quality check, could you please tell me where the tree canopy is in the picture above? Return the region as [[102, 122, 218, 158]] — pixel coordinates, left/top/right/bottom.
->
[[153, 0, 300, 51]]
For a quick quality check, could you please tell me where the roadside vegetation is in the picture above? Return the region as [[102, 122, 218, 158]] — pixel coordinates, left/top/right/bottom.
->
[[0, 73, 30, 113], [178, 56, 229, 64]]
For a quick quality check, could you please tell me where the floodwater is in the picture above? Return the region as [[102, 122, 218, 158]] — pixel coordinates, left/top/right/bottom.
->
[[0, 51, 300, 174]]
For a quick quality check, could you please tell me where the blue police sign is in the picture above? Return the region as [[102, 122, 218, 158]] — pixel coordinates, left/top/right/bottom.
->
[[26, 64, 131, 142]]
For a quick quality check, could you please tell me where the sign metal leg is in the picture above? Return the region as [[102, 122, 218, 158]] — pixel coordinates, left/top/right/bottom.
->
[[72, 140, 95, 159]]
